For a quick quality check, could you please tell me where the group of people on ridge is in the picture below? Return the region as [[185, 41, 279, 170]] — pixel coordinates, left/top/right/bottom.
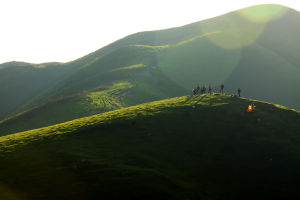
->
[[192, 83, 242, 97], [192, 84, 214, 95]]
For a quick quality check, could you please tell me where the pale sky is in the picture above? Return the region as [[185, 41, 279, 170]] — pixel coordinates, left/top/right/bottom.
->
[[0, 0, 299, 64]]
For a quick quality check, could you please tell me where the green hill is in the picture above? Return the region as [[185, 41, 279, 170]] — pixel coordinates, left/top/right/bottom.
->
[[0, 61, 73, 120], [0, 4, 299, 134], [0, 82, 134, 135], [0, 94, 299, 200], [42, 4, 300, 103]]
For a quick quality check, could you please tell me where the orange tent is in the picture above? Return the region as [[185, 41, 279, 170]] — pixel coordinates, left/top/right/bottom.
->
[[247, 104, 256, 112], [247, 105, 252, 112]]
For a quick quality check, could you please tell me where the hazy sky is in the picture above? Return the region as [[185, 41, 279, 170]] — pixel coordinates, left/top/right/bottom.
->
[[0, 0, 299, 64]]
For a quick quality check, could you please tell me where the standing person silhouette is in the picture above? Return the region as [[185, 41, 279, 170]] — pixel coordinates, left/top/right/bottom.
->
[[196, 85, 200, 94], [238, 88, 241, 97], [192, 88, 196, 95], [220, 84, 224, 94], [209, 84, 212, 94]]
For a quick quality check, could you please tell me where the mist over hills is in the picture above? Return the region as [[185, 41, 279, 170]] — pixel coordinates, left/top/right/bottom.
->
[[0, 4, 299, 134]]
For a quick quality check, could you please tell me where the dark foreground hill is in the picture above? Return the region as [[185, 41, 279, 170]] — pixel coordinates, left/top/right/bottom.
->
[[0, 94, 299, 200]]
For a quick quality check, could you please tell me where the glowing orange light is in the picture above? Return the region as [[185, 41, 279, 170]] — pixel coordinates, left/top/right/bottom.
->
[[247, 104, 256, 112], [247, 105, 252, 112]]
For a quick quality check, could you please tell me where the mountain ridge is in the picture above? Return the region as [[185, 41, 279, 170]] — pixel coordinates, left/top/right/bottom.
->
[[0, 3, 299, 130], [0, 94, 299, 200]]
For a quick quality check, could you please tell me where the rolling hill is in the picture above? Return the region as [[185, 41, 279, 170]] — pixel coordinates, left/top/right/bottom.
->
[[0, 61, 72, 120], [0, 4, 299, 135], [0, 94, 299, 200]]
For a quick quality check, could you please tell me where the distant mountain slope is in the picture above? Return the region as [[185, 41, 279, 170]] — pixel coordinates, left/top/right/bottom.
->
[[0, 62, 73, 120], [224, 43, 300, 108], [0, 4, 299, 128], [0, 82, 133, 135], [0, 44, 188, 133], [0, 94, 299, 200]]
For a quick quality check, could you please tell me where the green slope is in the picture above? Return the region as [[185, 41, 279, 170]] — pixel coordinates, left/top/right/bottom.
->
[[45, 4, 300, 98], [0, 45, 188, 134], [0, 62, 73, 120], [224, 43, 300, 108], [57, 4, 300, 110], [0, 94, 299, 200], [0, 82, 132, 135], [1, 4, 299, 134]]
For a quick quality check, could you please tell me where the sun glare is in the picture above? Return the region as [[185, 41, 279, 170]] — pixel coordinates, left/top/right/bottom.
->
[[199, 4, 289, 49], [238, 4, 289, 23]]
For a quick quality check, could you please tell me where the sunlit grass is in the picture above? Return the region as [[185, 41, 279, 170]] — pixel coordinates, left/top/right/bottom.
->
[[0, 93, 299, 199], [0, 81, 134, 136], [132, 44, 169, 49], [85, 81, 133, 110], [131, 31, 222, 49], [110, 64, 146, 72], [1, 93, 297, 152], [0, 94, 218, 150], [176, 31, 222, 46]]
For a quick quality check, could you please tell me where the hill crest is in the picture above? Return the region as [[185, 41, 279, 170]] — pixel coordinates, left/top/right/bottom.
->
[[0, 93, 299, 200], [1, 94, 298, 150]]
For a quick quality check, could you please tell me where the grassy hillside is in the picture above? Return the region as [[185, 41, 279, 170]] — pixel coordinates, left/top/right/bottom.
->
[[0, 94, 299, 200], [224, 43, 300, 108], [0, 62, 73, 120], [0, 45, 187, 134], [45, 4, 300, 102], [0, 82, 133, 135], [1, 4, 299, 134]]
